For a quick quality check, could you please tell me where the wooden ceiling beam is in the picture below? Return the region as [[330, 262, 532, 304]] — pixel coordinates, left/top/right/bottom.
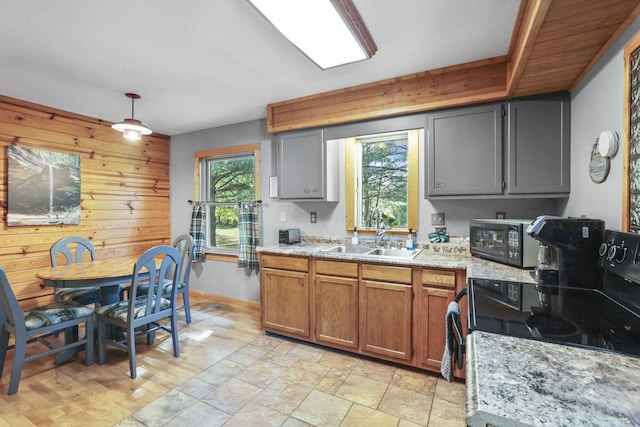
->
[[506, 0, 553, 98]]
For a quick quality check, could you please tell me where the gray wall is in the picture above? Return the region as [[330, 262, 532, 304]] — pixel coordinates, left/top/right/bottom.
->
[[562, 15, 640, 227]]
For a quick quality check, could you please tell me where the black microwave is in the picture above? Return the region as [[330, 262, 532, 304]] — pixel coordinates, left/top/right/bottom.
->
[[469, 219, 538, 268]]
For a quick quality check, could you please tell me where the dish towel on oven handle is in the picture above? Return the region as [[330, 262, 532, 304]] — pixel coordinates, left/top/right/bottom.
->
[[441, 291, 466, 381]]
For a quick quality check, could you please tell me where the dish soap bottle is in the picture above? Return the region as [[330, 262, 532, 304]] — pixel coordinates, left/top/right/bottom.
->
[[406, 229, 415, 250], [351, 228, 359, 245]]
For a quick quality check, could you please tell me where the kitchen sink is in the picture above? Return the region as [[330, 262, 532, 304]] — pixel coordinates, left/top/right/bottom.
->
[[322, 245, 374, 254], [366, 248, 422, 258], [322, 245, 422, 259]]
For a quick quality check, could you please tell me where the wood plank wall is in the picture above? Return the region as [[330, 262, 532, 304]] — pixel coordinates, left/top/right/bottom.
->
[[0, 95, 171, 309], [267, 57, 508, 133]]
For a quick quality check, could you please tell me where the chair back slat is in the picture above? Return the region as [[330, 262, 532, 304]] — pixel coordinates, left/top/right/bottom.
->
[[172, 234, 194, 286], [129, 245, 181, 319]]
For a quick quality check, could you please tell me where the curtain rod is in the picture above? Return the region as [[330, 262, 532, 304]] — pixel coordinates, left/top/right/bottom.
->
[[188, 200, 262, 205]]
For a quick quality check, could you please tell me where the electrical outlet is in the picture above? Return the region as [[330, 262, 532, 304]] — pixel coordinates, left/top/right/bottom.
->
[[496, 211, 506, 220], [310, 212, 317, 223], [279, 211, 286, 222], [431, 212, 445, 225]]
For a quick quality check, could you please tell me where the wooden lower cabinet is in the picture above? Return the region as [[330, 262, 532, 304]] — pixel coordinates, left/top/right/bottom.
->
[[260, 255, 310, 339], [315, 274, 359, 349], [417, 268, 466, 378], [419, 286, 455, 370], [260, 253, 465, 377], [314, 259, 359, 349], [360, 263, 413, 362], [360, 279, 413, 362]]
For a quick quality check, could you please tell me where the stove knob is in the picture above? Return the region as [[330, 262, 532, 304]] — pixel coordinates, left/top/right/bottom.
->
[[599, 242, 609, 257], [608, 244, 627, 263]]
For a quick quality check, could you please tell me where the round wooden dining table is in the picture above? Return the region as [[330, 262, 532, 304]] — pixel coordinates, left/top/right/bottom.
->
[[36, 255, 144, 306]]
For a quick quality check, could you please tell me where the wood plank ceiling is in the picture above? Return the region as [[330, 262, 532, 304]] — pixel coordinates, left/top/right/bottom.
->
[[267, 0, 640, 133]]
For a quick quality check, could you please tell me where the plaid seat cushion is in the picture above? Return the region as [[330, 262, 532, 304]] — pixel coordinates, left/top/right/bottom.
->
[[95, 296, 171, 322], [24, 302, 95, 330], [137, 279, 185, 296]]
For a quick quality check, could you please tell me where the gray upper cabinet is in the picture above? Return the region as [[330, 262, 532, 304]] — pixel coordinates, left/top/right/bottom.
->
[[507, 96, 570, 195], [426, 95, 570, 199], [277, 129, 338, 201], [427, 103, 503, 197]]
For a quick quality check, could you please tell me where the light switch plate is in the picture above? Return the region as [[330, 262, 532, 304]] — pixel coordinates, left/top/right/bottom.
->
[[269, 176, 278, 198]]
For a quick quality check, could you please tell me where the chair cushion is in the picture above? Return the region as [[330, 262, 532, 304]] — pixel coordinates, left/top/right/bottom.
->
[[137, 280, 185, 296], [24, 302, 95, 330], [55, 287, 101, 305], [95, 296, 171, 322]]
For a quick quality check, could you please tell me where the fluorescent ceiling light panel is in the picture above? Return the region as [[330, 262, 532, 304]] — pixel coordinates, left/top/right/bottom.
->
[[248, 0, 377, 69]]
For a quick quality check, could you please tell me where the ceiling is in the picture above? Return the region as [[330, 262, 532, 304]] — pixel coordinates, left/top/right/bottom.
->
[[0, 0, 521, 136]]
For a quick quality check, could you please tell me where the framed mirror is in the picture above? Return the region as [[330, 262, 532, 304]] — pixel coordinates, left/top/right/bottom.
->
[[624, 32, 640, 232]]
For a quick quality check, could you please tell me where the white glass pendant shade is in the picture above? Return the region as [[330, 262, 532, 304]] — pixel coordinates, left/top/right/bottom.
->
[[112, 93, 152, 141]]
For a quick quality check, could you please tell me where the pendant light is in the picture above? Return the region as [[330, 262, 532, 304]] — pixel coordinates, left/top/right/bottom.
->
[[111, 93, 152, 141]]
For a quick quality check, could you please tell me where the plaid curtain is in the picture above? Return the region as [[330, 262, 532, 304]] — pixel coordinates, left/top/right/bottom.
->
[[238, 202, 261, 271], [189, 202, 206, 262]]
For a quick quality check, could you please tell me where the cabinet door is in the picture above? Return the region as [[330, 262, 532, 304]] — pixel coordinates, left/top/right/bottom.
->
[[261, 268, 310, 338], [427, 103, 503, 196], [315, 274, 358, 349], [507, 97, 570, 194], [419, 286, 455, 371], [278, 129, 325, 199], [360, 280, 412, 362]]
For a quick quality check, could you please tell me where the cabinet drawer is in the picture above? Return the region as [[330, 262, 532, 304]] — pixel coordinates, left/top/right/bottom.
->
[[362, 264, 412, 284], [422, 268, 456, 289], [261, 254, 308, 272], [315, 259, 358, 278]]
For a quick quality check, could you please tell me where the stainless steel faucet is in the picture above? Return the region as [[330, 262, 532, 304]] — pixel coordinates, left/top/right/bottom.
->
[[367, 206, 388, 247]]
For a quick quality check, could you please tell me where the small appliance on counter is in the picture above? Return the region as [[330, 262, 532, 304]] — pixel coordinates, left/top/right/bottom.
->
[[526, 215, 605, 289], [279, 228, 300, 244], [469, 219, 538, 268]]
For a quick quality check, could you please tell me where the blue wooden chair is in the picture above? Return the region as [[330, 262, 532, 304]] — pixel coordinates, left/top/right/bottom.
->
[[0, 266, 94, 395], [137, 234, 194, 323], [50, 236, 101, 306], [95, 245, 182, 379]]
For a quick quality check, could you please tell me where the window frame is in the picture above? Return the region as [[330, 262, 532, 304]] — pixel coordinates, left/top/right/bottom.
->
[[345, 129, 420, 236], [194, 143, 260, 260]]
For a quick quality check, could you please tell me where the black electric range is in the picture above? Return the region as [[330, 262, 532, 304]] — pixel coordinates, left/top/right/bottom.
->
[[468, 230, 640, 357]]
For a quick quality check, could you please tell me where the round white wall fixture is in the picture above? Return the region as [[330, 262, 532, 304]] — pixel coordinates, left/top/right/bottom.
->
[[598, 130, 619, 158]]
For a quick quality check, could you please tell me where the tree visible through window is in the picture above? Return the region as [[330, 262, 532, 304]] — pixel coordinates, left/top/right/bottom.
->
[[195, 144, 260, 253], [345, 129, 419, 234], [358, 133, 408, 228]]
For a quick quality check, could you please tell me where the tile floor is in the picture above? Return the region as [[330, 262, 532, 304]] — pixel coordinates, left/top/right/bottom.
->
[[115, 333, 466, 426]]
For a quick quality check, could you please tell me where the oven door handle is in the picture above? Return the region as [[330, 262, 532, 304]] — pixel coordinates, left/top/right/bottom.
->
[[442, 289, 467, 380], [452, 289, 466, 370]]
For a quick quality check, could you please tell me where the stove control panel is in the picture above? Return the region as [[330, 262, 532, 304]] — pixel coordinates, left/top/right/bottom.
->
[[599, 230, 640, 280]]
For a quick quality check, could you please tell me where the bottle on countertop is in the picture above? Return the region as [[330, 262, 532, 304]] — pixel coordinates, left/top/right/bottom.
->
[[351, 228, 359, 245], [406, 228, 415, 250]]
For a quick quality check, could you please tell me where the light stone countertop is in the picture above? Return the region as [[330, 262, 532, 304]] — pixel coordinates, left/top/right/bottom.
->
[[257, 244, 536, 283], [466, 331, 640, 427]]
